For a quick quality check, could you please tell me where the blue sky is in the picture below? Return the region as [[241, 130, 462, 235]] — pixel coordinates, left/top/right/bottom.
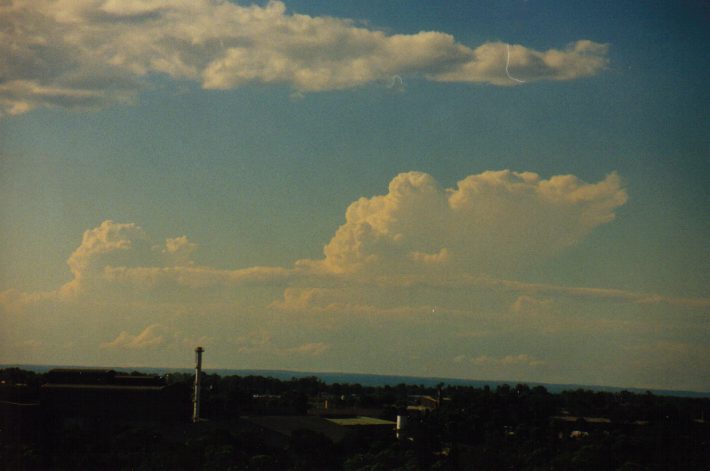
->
[[1, 0, 708, 391]]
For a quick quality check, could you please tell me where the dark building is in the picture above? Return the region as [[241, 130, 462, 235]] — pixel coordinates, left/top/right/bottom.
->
[[241, 415, 396, 448], [41, 368, 189, 429]]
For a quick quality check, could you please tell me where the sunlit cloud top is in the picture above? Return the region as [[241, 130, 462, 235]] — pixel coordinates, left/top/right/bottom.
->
[[0, 0, 609, 115]]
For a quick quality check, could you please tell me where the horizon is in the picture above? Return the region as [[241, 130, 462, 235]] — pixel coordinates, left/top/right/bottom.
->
[[1, 1, 709, 393], [5, 362, 710, 398]]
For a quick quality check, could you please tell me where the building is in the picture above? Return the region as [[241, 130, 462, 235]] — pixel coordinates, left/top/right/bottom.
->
[[241, 415, 396, 448], [40, 368, 189, 429]]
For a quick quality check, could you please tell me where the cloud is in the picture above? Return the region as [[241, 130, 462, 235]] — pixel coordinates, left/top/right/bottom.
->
[[506, 294, 650, 335], [8, 170, 705, 319], [67, 220, 144, 272], [269, 287, 324, 312], [431, 40, 609, 85], [483, 276, 710, 308], [61, 220, 146, 296], [347, 272, 710, 308], [268, 287, 459, 323], [286, 342, 330, 356], [0, 0, 609, 115], [4, 171, 708, 323], [27, 164, 635, 301], [102, 265, 292, 289], [232, 332, 330, 357], [304, 170, 627, 275], [1, 169, 708, 390], [12, 219, 290, 299], [100, 323, 166, 350], [511, 295, 554, 315], [158, 235, 197, 266], [408, 248, 451, 265], [99, 323, 210, 352], [0, 288, 59, 314], [454, 353, 546, 367]]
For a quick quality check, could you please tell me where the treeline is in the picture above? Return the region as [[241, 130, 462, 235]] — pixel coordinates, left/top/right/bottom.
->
[[180, 372, 708, 424], [2, 368, 709, 470]]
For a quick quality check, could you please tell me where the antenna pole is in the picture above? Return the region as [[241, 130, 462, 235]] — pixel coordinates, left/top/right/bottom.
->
[[192, 346, 204, 423]]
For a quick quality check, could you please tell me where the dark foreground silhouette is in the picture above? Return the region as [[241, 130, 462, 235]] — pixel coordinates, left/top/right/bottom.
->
[[2, 367, 709, 470]]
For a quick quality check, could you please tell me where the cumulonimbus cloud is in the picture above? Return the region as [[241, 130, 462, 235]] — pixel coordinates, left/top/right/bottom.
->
[[302, 170, 627, 275], [5, 170, 705, 317], [1, 0, 609, 115], [2, 170, 708, 389], [1, 170, 633, 309]]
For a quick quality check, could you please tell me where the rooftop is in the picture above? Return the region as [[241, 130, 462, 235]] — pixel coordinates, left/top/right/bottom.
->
[[326, 416, 395, 426]]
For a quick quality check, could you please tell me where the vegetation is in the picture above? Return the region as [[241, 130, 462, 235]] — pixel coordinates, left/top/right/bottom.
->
[[1, 368, 709, 470]]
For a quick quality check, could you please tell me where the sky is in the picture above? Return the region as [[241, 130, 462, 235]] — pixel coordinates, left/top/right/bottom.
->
[[1, 0, 708, 392]]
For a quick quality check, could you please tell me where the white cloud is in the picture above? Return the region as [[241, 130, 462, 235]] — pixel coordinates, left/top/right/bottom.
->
[[31, 173, 627, 301], [100, 323, 166, 350], [4, 171, 708, 323], [99, 323, 210, 352], [159, 235, 198, 266], [6, 219, 290, 299], [431, 40, 609, 85], [0, 0, 609, 115], [67, 220, 144, 272], [8, 170, 705, 320], [303, 170, 627, 276], [61, 220, 146, 296]]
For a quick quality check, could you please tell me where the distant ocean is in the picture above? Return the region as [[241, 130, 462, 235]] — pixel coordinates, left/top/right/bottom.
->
[[4, 364, 709, 398]]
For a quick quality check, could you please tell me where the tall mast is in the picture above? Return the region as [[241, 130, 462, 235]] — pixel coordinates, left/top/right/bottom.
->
[[192, 346, 204, 422]]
